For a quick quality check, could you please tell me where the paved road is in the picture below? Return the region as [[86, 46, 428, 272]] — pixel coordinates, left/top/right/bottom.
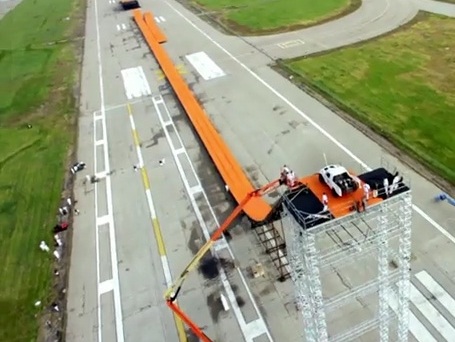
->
[[242, 0, 455, 59], [0, 0, 23, 19], [66, 0, 455, 341]]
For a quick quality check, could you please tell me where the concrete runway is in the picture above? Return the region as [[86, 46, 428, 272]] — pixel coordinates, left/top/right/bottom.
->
[[66, 0, 455, 341]]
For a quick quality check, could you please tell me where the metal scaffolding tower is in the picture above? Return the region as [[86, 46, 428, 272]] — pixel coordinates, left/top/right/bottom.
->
[[282, 169, 412, 341]]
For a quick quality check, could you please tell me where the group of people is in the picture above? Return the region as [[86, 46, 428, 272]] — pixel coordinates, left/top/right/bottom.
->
[[382, 171, 402, 197]]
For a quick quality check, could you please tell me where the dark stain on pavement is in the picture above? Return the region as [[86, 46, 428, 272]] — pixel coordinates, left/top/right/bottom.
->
[[288, 120, 300, 129], [187, 224, 202, 255], [200, 256, 220, 280], [199, 256, 236, 280], [207, 292, 223, 323], [144, 128, 164, 148]]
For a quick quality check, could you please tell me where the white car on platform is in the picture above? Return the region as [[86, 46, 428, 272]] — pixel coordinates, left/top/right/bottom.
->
[[318, 164, 361, 197]]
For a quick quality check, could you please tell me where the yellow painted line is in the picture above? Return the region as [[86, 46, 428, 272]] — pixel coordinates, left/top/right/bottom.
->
[[152, 218, 167, 258], [156, 64, 187, 80], [141, 168, 151, 191], [126, 102, 187, 342]]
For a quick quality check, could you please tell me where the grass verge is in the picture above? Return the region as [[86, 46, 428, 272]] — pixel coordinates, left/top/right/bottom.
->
[[191, 0, 360, 35], [0, 0, 84, 339], [281, 12, 455, 186]]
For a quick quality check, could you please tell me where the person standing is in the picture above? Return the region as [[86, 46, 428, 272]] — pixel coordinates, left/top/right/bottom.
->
[[383, 178, 389, 197], [322, 192, 329, 212], [363, 182, 371, 201]]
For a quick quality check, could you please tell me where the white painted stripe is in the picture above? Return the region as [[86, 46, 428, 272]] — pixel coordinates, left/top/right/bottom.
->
[[136, 146, 144, 167], [162, 120, 172, 126], [388, 290, 437, 342], [116, 24, 120, 31], [128, 114, 136, 130], [174, 147, 185, 155], [97, 215, 110, 226], [93, 100, 144, 115], [155, 16, 161, 23], [159, 16, 166, 22], [166, 0, 455, 249], [95, 139, 105, 146], [95, 171, 108, 179], [152, 95, 271, 341], [94, 0, 125, 339], [145, 189, 156, 218], [94, 115, 103, 121], [161, 255, 173, 286], [185, 51, 226, 81], [245, 320, 268, 340], [410, 284, 455, 340], [277, 39, 305, 49], [416, 271, 455, 319], [99, 279, 114, 294], [120, 67, 152, 100], [213, 239, 228, 251], [189, 185, 202, 195], [153, 96, 164, 104], [220, 293, 230, 311], [121, 23, 127, 30]]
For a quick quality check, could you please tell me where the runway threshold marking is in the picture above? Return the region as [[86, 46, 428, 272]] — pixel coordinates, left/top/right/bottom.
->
[[185, 51, 226, 81], [126, 103, 187, 342], [165, 0, 455, 246], [120, 66, 152, 100]]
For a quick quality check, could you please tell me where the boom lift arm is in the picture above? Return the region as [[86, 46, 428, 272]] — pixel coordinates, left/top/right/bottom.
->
[[164, 178, 285, 342]]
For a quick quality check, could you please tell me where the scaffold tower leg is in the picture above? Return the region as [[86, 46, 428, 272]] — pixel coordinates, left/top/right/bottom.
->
[[377, 205, 390, 342], [397, 193, 412, 342]]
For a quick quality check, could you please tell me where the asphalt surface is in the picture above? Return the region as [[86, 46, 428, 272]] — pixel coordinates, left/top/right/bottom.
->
[[65, 0, 455, 341], [0, 0, 21, 19]]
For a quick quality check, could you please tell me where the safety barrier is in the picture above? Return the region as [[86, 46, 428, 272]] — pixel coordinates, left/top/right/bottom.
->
[[133, 10, 273, 222]]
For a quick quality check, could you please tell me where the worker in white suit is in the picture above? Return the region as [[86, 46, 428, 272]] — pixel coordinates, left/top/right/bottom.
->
[[383, 178, 389, 197], [363, 183, 371, 201], [322, 192, 329, 212], [389, 172, 401, 195]]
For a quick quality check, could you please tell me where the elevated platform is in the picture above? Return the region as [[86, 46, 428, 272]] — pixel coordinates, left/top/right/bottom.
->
[[282, 167, 410, 230]]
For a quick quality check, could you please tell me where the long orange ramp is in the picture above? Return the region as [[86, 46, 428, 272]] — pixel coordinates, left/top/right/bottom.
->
[[133, 10, 272, 222]]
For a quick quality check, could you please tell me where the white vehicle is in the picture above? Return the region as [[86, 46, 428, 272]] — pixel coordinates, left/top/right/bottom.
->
[[318, 164, 360, 197]]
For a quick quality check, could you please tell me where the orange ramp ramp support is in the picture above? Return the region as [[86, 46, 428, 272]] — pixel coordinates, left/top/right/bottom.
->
[[143, 11, 167, 44], [133, 10, 272, 222]]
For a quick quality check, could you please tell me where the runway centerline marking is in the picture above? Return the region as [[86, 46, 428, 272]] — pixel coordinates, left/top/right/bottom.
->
[[152, 95, 272, 342], [126, 103, 187, 342], [93, 0, 125, 338], [165, 1, 455, 245]]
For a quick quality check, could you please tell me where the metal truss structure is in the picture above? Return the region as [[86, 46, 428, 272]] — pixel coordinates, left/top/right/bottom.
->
[[282, 169, 412, 342], [254, 220, 291, 281]]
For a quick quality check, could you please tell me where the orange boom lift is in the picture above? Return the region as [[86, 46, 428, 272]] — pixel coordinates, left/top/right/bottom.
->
[[163, 177, 293, 341]]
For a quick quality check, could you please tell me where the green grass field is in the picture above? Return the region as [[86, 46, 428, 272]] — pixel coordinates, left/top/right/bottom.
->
[[194, 0, 359, 33], [0, 0, 81, 339], [284, 13, 455, 185]]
